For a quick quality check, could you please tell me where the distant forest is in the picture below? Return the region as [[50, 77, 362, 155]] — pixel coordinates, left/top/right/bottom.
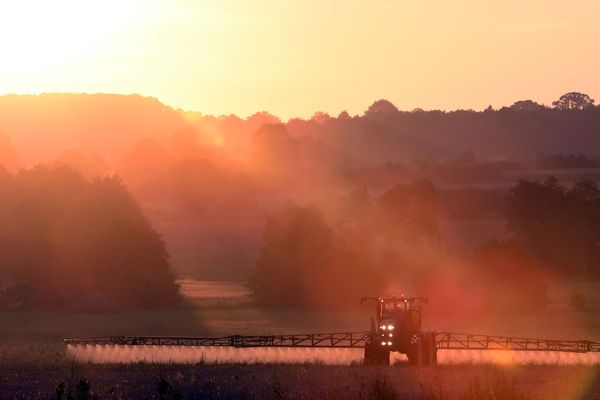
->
[[0, 92, 599, 311], [250, 177, 600, 311], [1, 92, 599, 215]]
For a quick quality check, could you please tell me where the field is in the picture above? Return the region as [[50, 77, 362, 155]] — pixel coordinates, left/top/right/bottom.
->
[[2, 363, 599, 399], [1, 280, 599, 399]]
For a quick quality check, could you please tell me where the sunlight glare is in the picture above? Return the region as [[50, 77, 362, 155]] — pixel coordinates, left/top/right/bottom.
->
[[0, 0, 141, 75]]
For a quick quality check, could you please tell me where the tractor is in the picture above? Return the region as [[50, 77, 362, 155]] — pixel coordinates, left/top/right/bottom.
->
[[362, 296, 437, 365]]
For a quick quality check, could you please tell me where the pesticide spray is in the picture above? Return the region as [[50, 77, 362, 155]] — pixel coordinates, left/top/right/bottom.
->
[[67, 345, 600, 365]]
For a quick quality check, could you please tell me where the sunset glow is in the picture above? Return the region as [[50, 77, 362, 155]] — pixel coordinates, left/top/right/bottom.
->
[[1, 1, 599, 398], [0, 0, 599, 118]]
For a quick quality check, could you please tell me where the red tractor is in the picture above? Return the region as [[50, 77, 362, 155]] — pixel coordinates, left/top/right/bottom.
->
[[362, 296, 437, 365]]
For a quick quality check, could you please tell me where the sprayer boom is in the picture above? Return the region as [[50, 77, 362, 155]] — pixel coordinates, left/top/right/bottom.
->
[[64, 332, 600, 353], [63, 296, 600, 366]]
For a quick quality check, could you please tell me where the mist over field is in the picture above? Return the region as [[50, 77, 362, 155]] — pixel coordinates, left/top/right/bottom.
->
[[2, 0, 600, 397], [1, 92, 600, 312], [1, 93, 599, 399]]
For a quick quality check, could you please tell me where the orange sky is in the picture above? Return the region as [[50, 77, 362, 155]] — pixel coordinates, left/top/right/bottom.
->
[[0, 0, 599, 119]]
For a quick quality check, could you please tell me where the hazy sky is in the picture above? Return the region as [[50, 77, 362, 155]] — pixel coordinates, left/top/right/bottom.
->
[[0, 0, 599, 119]]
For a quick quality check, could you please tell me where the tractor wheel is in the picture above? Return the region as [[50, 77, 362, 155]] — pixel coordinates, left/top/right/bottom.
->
[[421, 332, 438, 366], [408, 333, 437, 366], [364, 343, 390, 366], [407, 338, 422, 366]]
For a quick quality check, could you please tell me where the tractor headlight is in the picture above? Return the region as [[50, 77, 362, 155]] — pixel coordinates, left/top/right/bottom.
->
[[387, 324, 394, 330], [380, 325, 386, 330], [381, 341, 387, 346], [387, 341, 392, 346]]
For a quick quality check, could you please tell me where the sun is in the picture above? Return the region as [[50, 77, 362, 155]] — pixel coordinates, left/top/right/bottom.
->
[[0, 0, 140, 79]]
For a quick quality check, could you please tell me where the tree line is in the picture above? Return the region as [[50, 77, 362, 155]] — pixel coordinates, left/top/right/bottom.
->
[[249, 176, 600, 311], [3, 91, 600, 217]]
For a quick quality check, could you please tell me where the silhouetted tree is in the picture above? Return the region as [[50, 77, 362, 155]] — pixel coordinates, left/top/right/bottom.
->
[[310, 111, 332, 123], [378, 180, 439, 245], [249, 205, 382, 308], [245, 111, 280, 133], [510, 100, 546, 112], [0, 165, 180, 309], [53, 150, 108, 180], [507, 177, 565, 258], [250, 123, 298, 180], [364, 99, 399, 118], [52, 176, 180, 308], [507, 177, 600, 275], [337, 110, 351, 119], [552, 92, 595, 110], [249, 206, 333, 307], [536, 153, 599, 169]]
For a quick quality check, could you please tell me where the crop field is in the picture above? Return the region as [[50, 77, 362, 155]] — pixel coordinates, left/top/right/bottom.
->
[[1, 280, 599, 399], [2, 363, 599, 399]]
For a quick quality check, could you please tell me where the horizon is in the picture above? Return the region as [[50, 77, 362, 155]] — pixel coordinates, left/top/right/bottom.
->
[[0, 90, 597, 121], [1, 1, 599, 119], [1, 1, 600, 395]]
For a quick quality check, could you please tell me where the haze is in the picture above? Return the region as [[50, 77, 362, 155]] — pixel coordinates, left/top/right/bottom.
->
[[0, 0, 599, 118]]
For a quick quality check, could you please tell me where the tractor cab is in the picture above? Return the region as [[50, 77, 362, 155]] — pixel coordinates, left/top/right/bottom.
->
[[361, 295, 435, 366], [378, 296, 425, 334]]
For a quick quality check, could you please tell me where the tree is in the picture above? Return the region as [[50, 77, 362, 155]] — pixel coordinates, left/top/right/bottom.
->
[[507, 177, 600, 276], [310, 111, 331, 124], [248, 205, 382, 308], [378, 180, 439, 245], [507, 177, 566, 259], [0, 165, 181, 309], [245, 111, 281, 137], [337, 110, 351, 120], [52, 175, 180, 308], [250, 123, 298, 178], [249, 206, 333, 307], [510, 100, 546, 112], [552, 92, 595, 110], [364, 99, 399, 118]]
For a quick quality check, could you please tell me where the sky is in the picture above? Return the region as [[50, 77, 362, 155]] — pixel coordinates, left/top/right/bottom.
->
[[0, 0, 599, 119]]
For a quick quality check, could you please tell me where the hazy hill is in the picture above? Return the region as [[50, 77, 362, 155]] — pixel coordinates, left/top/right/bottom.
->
[[2, 93, 600, 171], [0, 93, 187, 165]]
